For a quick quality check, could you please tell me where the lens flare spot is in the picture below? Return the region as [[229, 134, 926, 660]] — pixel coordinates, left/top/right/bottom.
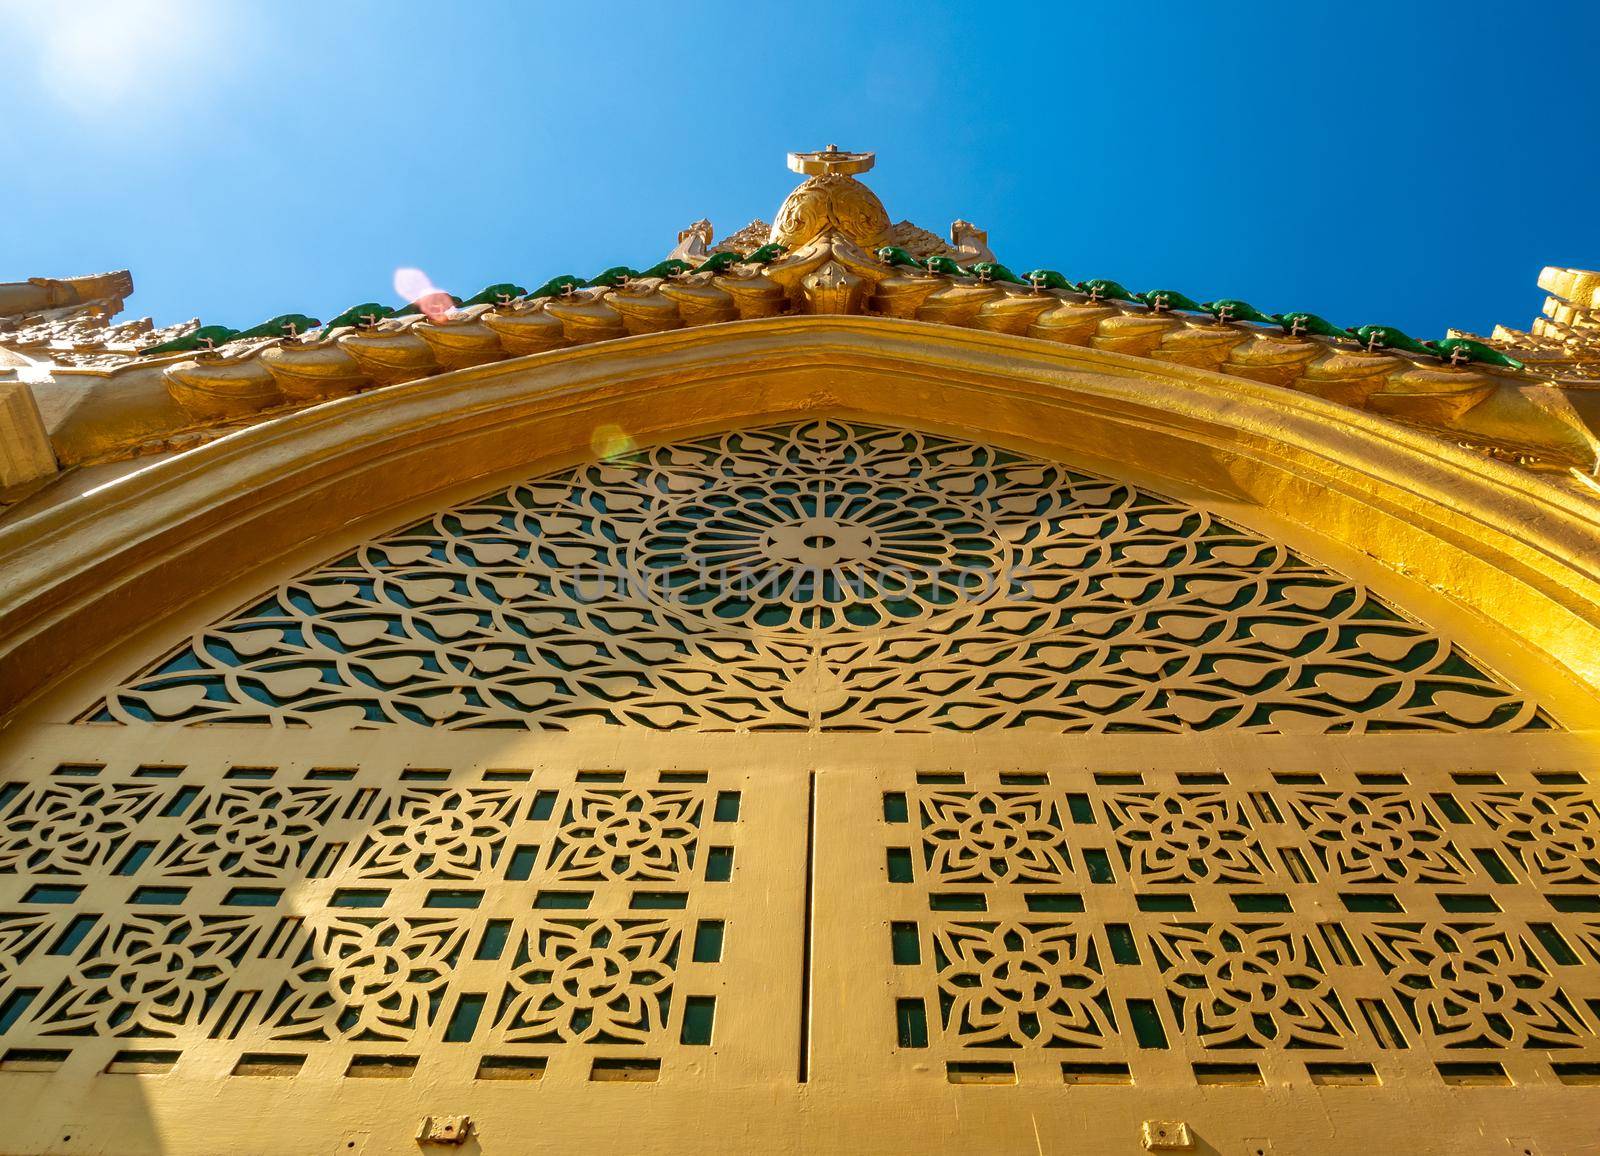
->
[[393, 267, 453, 320], [393, 267, 434, 301], [591, 424, 635, 460]]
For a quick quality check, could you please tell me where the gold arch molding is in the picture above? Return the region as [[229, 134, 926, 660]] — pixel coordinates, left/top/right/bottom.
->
[[2, 314, 1599, 726]]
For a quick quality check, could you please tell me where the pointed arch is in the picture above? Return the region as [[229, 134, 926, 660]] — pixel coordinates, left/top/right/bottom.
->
[[86, 419, 1548, 734], [2, 315, 1598, 724]]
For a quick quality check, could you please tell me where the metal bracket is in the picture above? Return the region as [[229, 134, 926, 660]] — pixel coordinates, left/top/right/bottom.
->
[[416, 1116, 473, 1147], [1142, 1120, 1194, 1151]]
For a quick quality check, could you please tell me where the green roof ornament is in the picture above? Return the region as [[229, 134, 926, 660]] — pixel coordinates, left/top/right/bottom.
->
[[526, 275, 584, 300], [1075, 279, 1139, 304], [586, 266, 640, 288], [1427, 337, 1526, 371], [923, 255, 970, 277], [225, 313, 322, 343], [636, 259, 694, 280], [1348, 324, 1436, 358], [1272, 311, 1348, 340], [968, 262, 1026, 285], [742, 242, 788, 265], [459, 283, 528, 308], [125, 244, 1530, 382], [875, 246, 924, 269], [1136, 289, 1209, 314], [320, 303, 397, 334], [138, 324, 240, 356], [1202, 299, 1276, 326], [1024, 269, 1074, 292], [693, 252, 744, 276]]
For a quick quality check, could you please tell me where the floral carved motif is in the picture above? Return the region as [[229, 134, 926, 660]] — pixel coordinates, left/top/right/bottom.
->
[[495, 919, 680, 1045], [0, 783, 166, 875], [263, 916, 470, 1042], [347, 788, 520, 881], [1103, 792, 1271, 885], [1149, 923, 1350, 1049], [1285, 792, 1470, 885], [155, 785, 342, 878], [547, 789, 703, 882], [28, 914, 264, 1038], [1458, 791, 1600, 885], [918, 792, 1073, 884], [933, 921, 1113, 1048], [1363, 922, 1589, 1048]]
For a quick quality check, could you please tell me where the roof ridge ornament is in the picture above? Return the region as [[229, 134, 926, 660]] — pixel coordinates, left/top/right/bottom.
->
[[771, 145, 890, 252]]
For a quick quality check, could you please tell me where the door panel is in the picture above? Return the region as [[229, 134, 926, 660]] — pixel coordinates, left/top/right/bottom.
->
[[0, 729, 810, 1153], [3, 729, 1600, 1152], [809, 733, 1600, 1118]]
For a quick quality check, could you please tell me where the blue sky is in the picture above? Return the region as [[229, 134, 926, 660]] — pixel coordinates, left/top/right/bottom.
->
[[3, 0, 1597, 338]]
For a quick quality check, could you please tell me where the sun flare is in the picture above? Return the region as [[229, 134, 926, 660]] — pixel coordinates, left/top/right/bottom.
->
[[5, 0, 225, 113]]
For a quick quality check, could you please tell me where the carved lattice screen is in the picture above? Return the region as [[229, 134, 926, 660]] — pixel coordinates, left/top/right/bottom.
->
[[2, 422, 1595, 1153], [815, 737, 1600, 1094], [0, 731, 808, 1099]]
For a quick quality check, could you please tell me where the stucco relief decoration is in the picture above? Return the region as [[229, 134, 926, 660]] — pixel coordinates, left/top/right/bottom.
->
[[93, 421, 1545, 733], [769, 144, 891, 252]]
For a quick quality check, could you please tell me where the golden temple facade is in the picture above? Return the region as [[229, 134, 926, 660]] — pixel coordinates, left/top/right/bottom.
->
[[1, 149, 1599, 1154]]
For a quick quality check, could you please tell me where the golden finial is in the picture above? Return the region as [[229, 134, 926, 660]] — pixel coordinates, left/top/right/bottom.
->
[[770, 144, 889, 250], [787, 144, 875, 178]]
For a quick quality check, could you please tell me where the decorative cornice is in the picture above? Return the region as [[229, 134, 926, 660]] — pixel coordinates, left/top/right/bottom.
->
[[127, 225, 1600, 478]]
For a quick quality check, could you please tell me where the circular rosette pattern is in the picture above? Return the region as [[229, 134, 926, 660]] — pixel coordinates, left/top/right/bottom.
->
[[265, 916, 468, 1042], [633, 475, 1001, 632]]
